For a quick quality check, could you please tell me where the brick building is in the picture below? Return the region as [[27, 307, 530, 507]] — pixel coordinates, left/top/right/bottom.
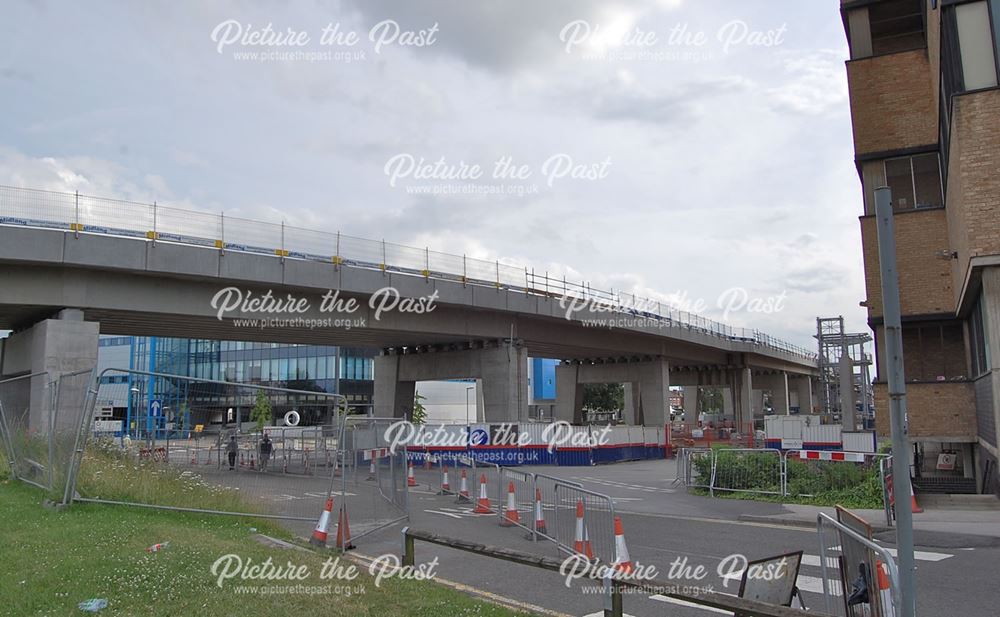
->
[[842, 0, 1000, 494]]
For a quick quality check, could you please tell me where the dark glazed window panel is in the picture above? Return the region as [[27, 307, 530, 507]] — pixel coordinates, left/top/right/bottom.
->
[[885, 157, 916, 209], [912, 153, 943, 208], [869, 0, 926, 55]]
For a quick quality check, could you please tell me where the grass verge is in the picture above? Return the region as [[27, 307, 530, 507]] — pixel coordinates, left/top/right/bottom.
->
[[0, 480, 530, 616]]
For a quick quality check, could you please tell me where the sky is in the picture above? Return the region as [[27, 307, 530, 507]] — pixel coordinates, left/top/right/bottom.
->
[[0, 0, 868, 350]]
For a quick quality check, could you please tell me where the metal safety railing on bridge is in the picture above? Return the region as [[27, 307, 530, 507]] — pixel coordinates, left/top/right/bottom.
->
[[0, 184, 816, 360]]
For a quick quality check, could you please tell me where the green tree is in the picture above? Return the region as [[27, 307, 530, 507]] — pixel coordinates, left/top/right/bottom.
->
[[250, 390, 272, 432], [411, 391, 427, 425], [583, 383, 624, 412], [699, 388, 723, 413]]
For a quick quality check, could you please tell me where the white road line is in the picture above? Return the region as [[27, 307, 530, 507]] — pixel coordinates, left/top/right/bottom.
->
[[649, 595, 732, 614], [795, 574, 843, 596], [882, 547, 953, 561], [801, 555, 841, 568]]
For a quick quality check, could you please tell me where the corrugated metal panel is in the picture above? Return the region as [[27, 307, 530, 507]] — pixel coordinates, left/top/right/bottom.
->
[[843, 431, 876, 453], [804, 423, 841, 445]]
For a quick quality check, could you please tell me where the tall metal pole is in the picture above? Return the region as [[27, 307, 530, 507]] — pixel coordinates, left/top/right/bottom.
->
[[874, 186, 916, 617]]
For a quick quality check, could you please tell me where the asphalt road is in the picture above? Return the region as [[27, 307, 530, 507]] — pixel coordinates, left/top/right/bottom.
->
[[177, 453, 996, 616], [353, 461, 998, 617]]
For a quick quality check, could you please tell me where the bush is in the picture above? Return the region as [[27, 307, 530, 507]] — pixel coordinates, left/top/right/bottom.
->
[[694, 447, 885, 509]]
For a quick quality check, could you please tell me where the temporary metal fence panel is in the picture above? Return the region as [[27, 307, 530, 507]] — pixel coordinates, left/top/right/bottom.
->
[[678, 447, 714, 490], [532, 473, 582, 543], [497, 467, 534, 534], [0, 372, 56, 491], [552, 483, 617, 564], [709, 448, 784, 496], [67, 368, 347, 524], [783, 450, 888, 501], [816, 512, 900, 617], [337, 416, 409, 541]]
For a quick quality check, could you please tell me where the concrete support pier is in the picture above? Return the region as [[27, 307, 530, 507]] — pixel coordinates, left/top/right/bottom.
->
[[0, 309, 99, 433], [374, 340, 528, 422], [555, 357, 669, 427]]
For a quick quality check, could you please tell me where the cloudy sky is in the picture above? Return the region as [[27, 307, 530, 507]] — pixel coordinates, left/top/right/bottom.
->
[[0, 0, 867, 349]]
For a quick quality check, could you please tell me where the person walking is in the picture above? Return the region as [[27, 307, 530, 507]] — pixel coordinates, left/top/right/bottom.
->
[[259, 433, 273, 472], [226, 434, 238, 470]]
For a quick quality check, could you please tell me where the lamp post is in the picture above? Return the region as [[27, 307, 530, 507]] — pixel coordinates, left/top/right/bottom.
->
[[465, 385, 475, 426], [128, 386, 140, 442]]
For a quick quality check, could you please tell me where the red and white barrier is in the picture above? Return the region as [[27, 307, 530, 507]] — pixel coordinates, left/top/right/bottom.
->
[[797, 450, 866, 463]]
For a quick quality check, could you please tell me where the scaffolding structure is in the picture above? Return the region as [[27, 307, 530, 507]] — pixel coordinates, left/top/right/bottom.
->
[[815, 316, 874, 428]]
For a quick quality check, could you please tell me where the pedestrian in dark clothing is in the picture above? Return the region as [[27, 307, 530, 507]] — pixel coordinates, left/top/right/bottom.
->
[[226, 435, 238, 470], [259, 434, 273, 472]]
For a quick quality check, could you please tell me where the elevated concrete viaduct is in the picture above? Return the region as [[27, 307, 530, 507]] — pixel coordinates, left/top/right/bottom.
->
[[0, 226, 819, 428]]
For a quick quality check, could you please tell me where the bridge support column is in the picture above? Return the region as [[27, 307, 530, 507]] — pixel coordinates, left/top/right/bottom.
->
[[374, 341, 527, 423], [555, 357, 669, 426], [789, 375, 813, 414], [554, 364, 585, 425], [682, 386, 698, 422], [728, 367, 753, 428], [754, 372, 790, 415], [0, 309, 99, 434]]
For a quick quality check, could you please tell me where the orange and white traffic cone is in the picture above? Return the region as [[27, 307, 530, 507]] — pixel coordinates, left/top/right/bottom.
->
[[612, 516, 633, 573], [437, 465, 451, 495], [573, 500, 594, 560], [456, 469, 471, 503], [876, 560, 894, 616], [249, 454, 255, 470], [309, 497, 335, 547], [526, 488, 546, 539], [474, 474, 492, 514], [335, 505, 356, 551], [500, 481, 520, 527], [366, 457, 377, 481], [909, 483, 923, 514], [407, 463, 417, 487]]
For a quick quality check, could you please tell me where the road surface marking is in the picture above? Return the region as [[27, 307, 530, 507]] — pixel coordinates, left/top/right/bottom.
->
[[795, 574, 843, 596], [881, 547, 952, 561], [650, 595, 731, 614]]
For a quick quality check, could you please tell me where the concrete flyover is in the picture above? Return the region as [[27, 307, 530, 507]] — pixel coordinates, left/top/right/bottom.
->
[[0, 187, 819, 427]]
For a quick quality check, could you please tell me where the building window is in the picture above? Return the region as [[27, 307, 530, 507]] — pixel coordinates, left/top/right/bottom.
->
[[957, 1, 1000, 89], [861, 152, 943, 214], [970, 294, 992, 377], [846, 0, 926, 59], [943, 0, 1000, 93], [899, 322, 967, 381]]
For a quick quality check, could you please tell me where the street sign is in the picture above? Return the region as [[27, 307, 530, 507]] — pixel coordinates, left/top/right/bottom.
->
[[149, 399, 163, 417]]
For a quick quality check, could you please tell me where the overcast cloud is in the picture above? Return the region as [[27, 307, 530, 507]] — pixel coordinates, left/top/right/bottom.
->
[[0, 0, 867, 349]]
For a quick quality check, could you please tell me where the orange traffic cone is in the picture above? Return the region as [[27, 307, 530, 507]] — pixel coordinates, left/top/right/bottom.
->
[[249, 454, 255, 470], [407, 463, 417, 487], [309, 497, 335, 547], [612, 516, 633, 573], [573, 500, 594, 559], [500, 481, 520, 527], [335, 505, 356, 551], [456, 469, 471, 503], [474, 474, 492, 513], [437, 465, 451, 495], [526, 488, 546, 539], [876, 560, 894, 616], [366, 457, 377, 481], [909, 483, 923, 514]]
